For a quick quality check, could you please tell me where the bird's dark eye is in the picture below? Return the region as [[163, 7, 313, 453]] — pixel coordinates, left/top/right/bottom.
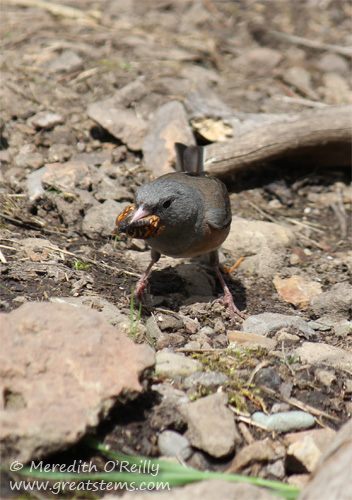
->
[[162, 199, 172, 209]]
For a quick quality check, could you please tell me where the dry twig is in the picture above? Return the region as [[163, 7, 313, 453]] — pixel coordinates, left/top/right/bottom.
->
[[269, 29, 352, 58], [260, 386, 340, 422]]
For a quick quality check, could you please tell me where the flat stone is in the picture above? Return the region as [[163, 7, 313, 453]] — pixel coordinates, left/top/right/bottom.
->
[[88, 101, 147, 151], [243, 313, 315, 338], [30, 111, 63, 129], [181, 392, 240, 458], [309, 282, 352, 317], [155, 349, 202, 378], [252, 411, 315, 433], [142, 101, 195, 177], [82, 199, 129, 238], [294, 342, 352, 372], [0, 302, 154, 466], [42, 160, 91, 192], [228, 330, 277, 350], [227, 439, 285, 473], [273, 275, 322, 310], [158, 430, 192, 459], [285, 428, 336, 473], [298, 419, 352, 500]]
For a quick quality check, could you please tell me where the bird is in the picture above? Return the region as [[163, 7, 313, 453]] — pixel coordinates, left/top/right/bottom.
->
[[113, 142, 245, 320]]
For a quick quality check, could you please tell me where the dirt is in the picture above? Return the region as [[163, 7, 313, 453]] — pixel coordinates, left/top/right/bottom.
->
[[0, 0, 351, 497]]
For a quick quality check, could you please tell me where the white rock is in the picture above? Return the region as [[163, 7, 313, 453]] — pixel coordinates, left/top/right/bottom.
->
[[222, 218, 296, 278]]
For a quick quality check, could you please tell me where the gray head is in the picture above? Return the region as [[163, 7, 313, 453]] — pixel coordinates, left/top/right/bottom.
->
[[135, 174, 204, 229]]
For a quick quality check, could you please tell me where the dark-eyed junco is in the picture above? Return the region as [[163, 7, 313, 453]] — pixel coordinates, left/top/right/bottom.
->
[[113, 143, 245, 319]]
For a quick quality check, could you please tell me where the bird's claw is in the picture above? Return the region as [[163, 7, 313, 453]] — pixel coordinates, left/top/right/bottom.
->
[[215, 292, 247, 321]]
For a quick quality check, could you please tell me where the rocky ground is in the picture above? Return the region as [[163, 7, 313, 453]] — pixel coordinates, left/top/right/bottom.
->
[[0, 1, 352, 499]]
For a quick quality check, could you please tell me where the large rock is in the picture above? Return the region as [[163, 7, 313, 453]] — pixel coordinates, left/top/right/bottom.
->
[[222, 218, 296, 278], [309, 282, 352, 317], [82, 199, 129, 238], [142, 101, 195, 177], [42, 160, 91, 192], [242, 312, 315, 338], [0, 302, 154, 465], [87, 81, 149, 151], [181, 392, 240, 458], [298, 418, 352, 500]]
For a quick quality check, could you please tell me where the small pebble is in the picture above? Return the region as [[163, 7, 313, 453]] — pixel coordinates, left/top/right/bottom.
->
[[199, 326, 215, 336], [252, 411, 315, 432], [146, 316, 162, 340], [158, 430, 192, 460], [254, 367, 282, 390], [276, 331, 300, 342]]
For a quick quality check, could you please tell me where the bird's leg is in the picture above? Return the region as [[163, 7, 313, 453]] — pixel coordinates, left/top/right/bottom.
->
[[209, 250, 246, 320], [214, 265, 247, 320], [134, 249, 161, 302]]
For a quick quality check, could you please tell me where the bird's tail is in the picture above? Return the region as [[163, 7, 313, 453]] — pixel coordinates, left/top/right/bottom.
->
[[174, 143, 205, 174]]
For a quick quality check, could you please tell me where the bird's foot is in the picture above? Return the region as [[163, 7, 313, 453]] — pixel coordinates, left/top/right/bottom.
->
[[215, 290, 247, 321], [132, 277, 149, 305], [214, 264, 247, 320]]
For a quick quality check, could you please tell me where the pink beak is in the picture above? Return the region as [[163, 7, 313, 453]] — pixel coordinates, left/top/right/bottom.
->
[[130, 205, 151, 223]]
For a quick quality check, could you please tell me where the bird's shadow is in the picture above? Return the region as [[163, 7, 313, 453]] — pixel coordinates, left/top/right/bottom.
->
[[148, 260, 247, 312]]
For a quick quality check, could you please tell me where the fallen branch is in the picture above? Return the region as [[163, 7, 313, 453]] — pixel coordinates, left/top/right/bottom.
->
[[204, 105, 352, 178]]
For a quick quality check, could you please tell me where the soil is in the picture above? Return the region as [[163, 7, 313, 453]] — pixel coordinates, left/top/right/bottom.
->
[[0, 0, 351, 497]]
